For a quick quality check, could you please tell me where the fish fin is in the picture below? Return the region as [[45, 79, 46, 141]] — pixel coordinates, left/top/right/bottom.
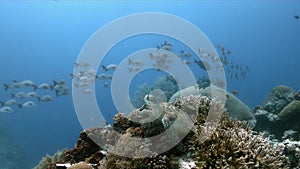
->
[[55, 91, 59, 97], [18, 104, 22, 109], [74, 62, 79, 68], [3, 84, 9, 90], [101, 65, 107, 72], [53, 80, 58, 86], [128, 59, 132, 65], [10, 93, 15, 98]]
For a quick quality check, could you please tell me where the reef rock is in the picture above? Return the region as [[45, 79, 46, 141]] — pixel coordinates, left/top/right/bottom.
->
[[262, 85, 294, 114], [279, 100, 300, 125], [169, 85, 256, 126]]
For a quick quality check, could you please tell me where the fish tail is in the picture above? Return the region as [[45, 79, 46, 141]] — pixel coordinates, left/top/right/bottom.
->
[[55, 91, 59, 97], [53, 80, 58, 86], [33, 85, 37, 91], [50, 85, 54, 90], [10, 93, 15, 98], [128, 59, 132, 65], [101, 65, 107, 72], [3, 84, 9, 90], [0, 101, 4, 107], [128, 68, 132, 73], [18, 104, 22, 109], [37, 97, 41, 102]]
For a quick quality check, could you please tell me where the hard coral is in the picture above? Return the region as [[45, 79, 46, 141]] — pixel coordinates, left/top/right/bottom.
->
[[189, 115, 289, 168]]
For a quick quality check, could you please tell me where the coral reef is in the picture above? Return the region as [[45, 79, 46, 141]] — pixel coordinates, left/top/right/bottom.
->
[[278, 100, 300, 125], [261, 85, 294, 114], [279, 139, 300, 168], [169, 85, 256, 126], [34, 149, 67, 169], [254, 85, 299, 141], [189, 117, 288, 168], [42, 92, 297, 168]]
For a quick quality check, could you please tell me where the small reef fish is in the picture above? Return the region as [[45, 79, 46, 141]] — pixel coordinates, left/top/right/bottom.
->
[[52, 81, 69, 97], [217, 64, 224, 72], [232, 90, 239, 95], [149, 53, 159, 59], [194, 59, 211, 71], [70, 72, 83, 80], [96, 73, 107, 80], [26, 92, 39, 99], [181, 60, 192, 65], [180, 50, 192, 58], [36, 83, 53, 90], [157, 41, 172, 51], [2, 99, 19, 106], [103, 80, 108, 88], [226, 94, 230, 99], [79, 76, 89, 82], [55, 79, 66, 85], [19, 101, 36, 108], [107, 74, 113, 80], [294, 15, 300, 20], [127, 58, 143, 66], [227, 50, 231, 55], [83, 68, 96, 76], [38, 95, 53, 102], [74, 61, 90, 68], [84, 88, 93, 94], [55, 85, 69, 97], [11, 92, 27, 99], [3, 81, 22, 90], [74, 81, 88, 88], [128, 67, 140, 73], [0, 106, 13, 113], [245, 65, 250, 72], [235, 72, 239, 80], [20, 80, 36, 88], [102, 64, 118, 72]]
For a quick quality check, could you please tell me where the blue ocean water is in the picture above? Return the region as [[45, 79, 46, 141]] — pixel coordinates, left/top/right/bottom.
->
[[0, 1, 299, 168]]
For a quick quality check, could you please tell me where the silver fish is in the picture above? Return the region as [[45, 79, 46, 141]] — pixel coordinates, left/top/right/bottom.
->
[[3, 81, 22, 90], [26, 92, 39, 98], [101, 64, 118, 72], [38, 95, 53, 102], [19, 101, 36, 108], [11, 92, 27, 99], [0, 106, 13, 113], [36, 83, 53, 90]]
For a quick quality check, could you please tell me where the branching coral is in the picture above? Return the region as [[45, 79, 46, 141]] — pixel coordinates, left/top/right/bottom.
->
[[189, 115, 289, 168]]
